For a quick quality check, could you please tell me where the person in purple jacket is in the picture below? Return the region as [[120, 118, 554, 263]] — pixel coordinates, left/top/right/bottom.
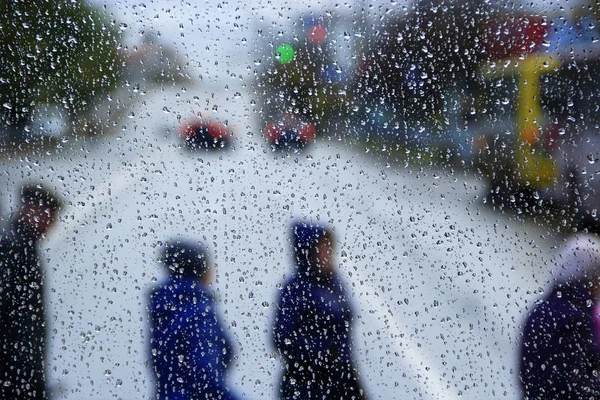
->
[[272, 221, 367, 400], [520, 234, 600, 399], [148, 238, 240, 400]]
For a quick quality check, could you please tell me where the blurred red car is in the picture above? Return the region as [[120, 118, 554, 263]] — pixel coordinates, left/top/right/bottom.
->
[[178, 117, 232, 149], [263, 114, 317, 149]]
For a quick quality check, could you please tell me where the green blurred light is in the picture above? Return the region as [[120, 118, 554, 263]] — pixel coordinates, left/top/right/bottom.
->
[[276, 44, 295, 64]]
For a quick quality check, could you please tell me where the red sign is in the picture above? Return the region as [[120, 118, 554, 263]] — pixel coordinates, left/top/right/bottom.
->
[[481, 15, 548, 60]]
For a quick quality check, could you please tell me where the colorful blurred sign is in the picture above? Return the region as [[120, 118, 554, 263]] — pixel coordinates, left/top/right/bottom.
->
[[481, 15, 547, 60]]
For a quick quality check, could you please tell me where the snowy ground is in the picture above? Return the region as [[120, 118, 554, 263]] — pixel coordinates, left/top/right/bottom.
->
[[0, 83, 563, 400]]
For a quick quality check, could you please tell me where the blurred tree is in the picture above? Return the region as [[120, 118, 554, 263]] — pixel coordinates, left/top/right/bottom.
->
[[261, 45, 346, 123], [254, 13, 357, 141], [0, 0, 124, 134]]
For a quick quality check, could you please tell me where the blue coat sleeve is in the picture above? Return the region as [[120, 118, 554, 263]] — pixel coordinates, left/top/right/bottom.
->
[[185, 297, 234, 377], [273, 282, 330, 363]]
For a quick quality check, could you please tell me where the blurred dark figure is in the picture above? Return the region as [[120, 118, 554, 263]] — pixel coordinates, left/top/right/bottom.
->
[[0, 183, 64, 399], [148, 239, 240, 400], [520, 234, 600, 399], [273, 222, 367, 400]]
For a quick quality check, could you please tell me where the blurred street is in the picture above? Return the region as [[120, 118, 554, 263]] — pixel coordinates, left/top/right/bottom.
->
[[0, 83, 562, 399], [7, 0, 600, 397]]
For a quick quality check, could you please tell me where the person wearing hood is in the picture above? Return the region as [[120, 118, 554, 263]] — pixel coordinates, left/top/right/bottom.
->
[[0, 183, 64, 400], [519, 234, 600, 399], [272, 221, 367, 400], [148, 238, 240, 400]]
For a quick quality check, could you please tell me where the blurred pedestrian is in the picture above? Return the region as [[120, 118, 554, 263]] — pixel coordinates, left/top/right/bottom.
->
[[148, 238, 240, 400], [272, 221, 367, 400], [0, 183, 64, 399], [519, 234, 600, 399]]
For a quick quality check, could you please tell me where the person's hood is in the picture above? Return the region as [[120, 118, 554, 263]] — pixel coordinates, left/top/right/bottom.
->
[[552, 234, 600, 284], [151, 276, 213, 308], [160, 238, 209, 279], [292, 221, 329, 275]]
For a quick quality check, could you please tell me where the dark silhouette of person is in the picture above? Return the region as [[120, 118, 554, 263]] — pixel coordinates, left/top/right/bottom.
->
[[148, 238, 241, 400], [0, 183, 64, 399], [272, 221, 367, 400], [520, 234, 600, 399]]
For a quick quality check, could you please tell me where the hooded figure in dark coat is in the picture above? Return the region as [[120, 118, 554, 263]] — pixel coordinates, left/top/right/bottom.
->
[[0, 184, 63, 400], [520, 234, 600, 399], [148, 239, 240, 400], [272, 221, 367, 400]]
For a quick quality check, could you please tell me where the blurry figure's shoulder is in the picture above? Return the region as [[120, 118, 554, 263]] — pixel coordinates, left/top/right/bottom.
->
[[529, 284, 591, 322], [332, 275, 347, 290], [284, 273, 302, 286], [149, 278, 212, 306], [279, 273, 346, 300], [281, 273, 309, 292]]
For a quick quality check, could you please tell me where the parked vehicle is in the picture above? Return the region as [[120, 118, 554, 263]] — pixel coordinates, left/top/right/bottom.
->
[[178, 117, 233, 150], [263, 114, 317, 150]]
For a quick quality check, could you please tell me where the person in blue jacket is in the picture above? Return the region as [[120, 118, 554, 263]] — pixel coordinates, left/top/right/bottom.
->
[[520, 234, 600, 399], [148, 238, 240, 400], [272, 221, 367, 400]]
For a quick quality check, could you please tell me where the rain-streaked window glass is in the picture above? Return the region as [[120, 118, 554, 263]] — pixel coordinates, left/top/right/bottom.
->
[[1, 1, 600, 399]]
